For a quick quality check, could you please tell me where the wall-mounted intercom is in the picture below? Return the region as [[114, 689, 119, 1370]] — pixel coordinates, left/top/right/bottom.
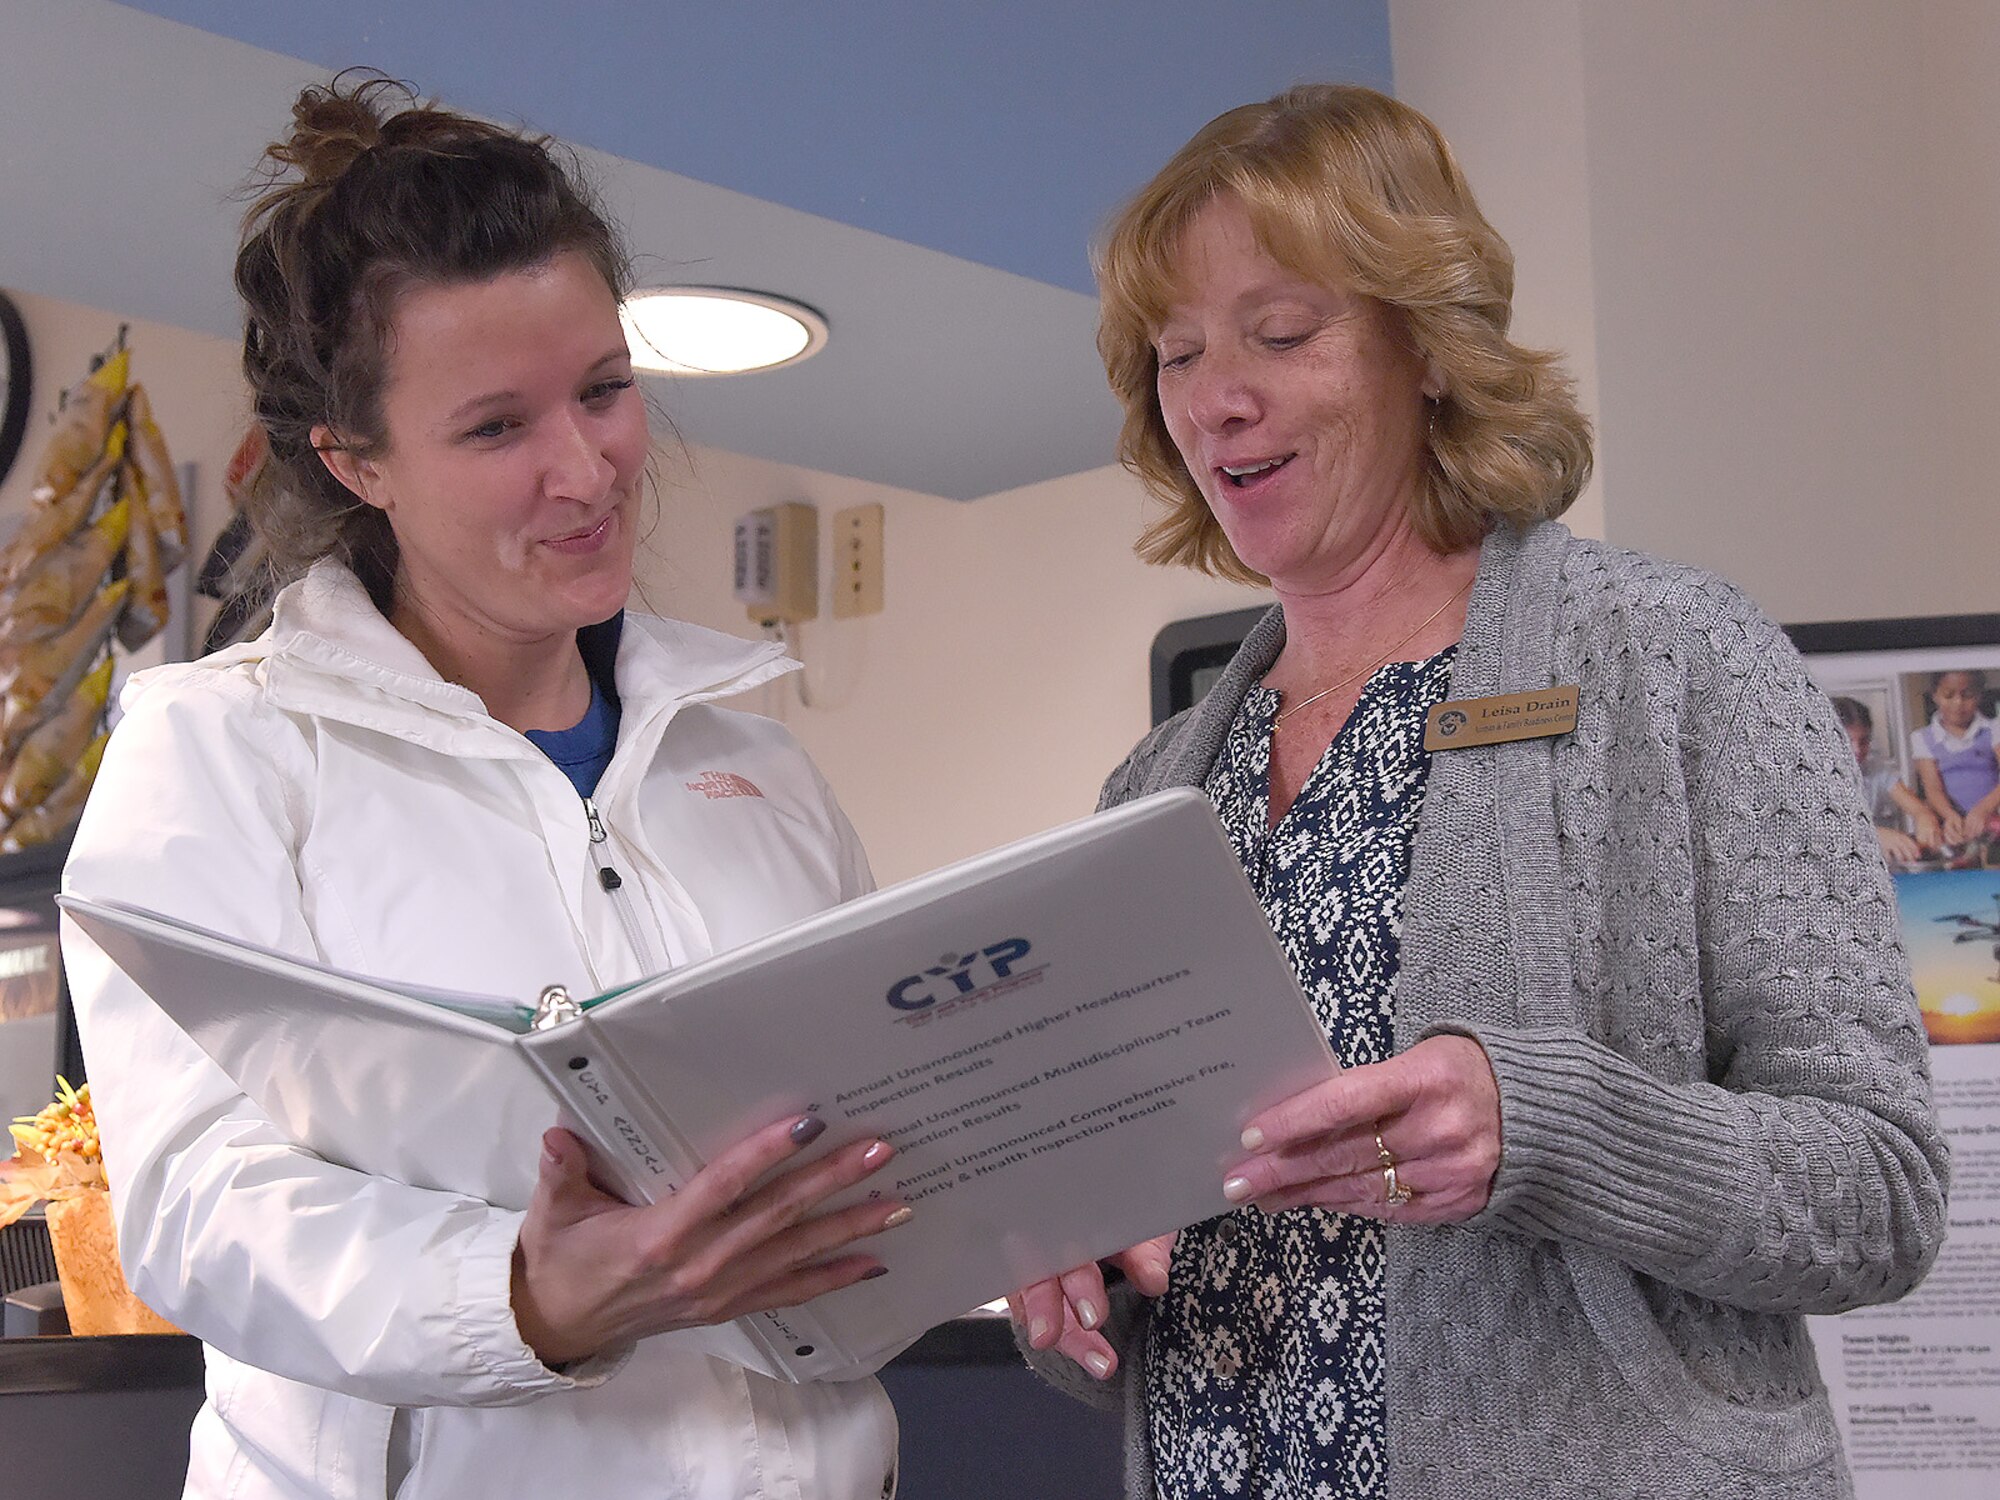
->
[[732, 502, 818, 626]]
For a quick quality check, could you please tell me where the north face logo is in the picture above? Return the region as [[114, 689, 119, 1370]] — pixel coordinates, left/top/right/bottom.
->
[[686, 771, 764, 801]]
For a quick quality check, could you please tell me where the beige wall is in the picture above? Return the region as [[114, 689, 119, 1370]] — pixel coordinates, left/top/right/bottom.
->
[[1919, 0, 2000, 564], [1393, 0, 1995, 624], [1389, 0, 1607, 544], [19, 0, 1998, 884], [0, 287, 1265, 885], [638, 443, 1262, 886]]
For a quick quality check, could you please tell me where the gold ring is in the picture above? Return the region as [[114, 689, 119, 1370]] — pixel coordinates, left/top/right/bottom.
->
[[1376, 1131, 1414, 1207]]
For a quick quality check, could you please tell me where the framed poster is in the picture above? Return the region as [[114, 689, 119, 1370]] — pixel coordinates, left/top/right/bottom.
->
[[1792, 612, 2000, 1496]]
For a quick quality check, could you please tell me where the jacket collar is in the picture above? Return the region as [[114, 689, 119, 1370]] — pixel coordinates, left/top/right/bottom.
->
[[140, 561, 795, 755]]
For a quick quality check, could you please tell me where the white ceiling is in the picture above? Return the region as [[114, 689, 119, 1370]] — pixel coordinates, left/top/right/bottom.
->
[[3, 0, 1391, 499]]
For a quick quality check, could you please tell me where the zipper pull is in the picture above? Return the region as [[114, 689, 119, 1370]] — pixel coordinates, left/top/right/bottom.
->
[[531, 984, 582, 1031], [584, 795, 623, 889]]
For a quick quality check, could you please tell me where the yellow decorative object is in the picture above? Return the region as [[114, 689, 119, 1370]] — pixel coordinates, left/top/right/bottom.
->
[[0, 652, 113, 816], [0, 497, 131, 645], [125, 383, 187, 572], [0, 577, 128, 753], [7, 1076, 101, 1168], [0, 425, 125, 587], [0, 328, 184, 850], [27, 345, 129, 506], [1, 731, 108, 852], [1, 1078, 183, 1336], [117, 463, 170, 651]]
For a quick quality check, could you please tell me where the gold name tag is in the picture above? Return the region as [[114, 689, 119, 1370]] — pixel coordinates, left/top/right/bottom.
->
[[1424, 686, 1580, 751]]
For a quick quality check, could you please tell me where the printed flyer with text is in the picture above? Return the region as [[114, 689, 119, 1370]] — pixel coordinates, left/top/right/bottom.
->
[[1804, 629, 2000, 1496]]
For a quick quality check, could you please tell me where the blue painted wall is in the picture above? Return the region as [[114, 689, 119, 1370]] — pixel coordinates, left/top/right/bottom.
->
[[114, 1, 1393, 295]]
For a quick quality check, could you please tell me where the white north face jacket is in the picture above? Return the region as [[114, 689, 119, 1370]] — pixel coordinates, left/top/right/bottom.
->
[[61, 563, 898, 1500]]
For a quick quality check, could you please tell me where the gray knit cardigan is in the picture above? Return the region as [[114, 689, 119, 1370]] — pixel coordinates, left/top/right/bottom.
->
[[1026, 520, 1948, 1500]]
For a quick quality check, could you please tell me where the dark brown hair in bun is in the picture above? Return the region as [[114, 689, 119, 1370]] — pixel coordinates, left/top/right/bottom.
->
[[234, 70, 631, 605]]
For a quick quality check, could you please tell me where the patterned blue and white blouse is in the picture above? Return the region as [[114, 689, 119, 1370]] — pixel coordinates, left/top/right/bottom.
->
[[1147, 647, 1456, 1500]]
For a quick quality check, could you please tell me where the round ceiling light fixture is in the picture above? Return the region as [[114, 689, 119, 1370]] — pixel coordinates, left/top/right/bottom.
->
[[620, 287, 828, 376]]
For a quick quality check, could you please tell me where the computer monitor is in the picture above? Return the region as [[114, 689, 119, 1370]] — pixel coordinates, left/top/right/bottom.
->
[[1148, 605, 1268, 727]]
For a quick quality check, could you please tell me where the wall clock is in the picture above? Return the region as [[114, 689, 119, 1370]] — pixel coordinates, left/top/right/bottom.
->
[[0, 291, 31, 491]]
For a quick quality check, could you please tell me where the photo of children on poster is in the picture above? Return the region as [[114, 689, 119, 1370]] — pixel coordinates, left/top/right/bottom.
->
[[1806, 634, 2000, 1495]]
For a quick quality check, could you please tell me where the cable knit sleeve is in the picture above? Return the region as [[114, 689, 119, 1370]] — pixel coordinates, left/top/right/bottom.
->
[[1456, 593, 1949, 1315], [1096, 713, 1188, 812]]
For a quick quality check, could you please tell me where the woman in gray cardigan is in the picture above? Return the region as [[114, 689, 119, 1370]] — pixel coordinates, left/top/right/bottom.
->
[[1011, 85, 1947, 1499]]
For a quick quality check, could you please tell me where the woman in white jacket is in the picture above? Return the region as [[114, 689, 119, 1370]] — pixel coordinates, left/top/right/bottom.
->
[[61, 75, 910, 1500]]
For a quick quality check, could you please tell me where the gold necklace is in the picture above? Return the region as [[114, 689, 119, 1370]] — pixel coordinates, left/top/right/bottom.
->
[[1272, 574, 1475, 727]]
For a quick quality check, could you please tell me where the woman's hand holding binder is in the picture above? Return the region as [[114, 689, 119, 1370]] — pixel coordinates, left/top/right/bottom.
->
[[1008, 1232, 1177, 1381], [509, 1114, 909, 1368]]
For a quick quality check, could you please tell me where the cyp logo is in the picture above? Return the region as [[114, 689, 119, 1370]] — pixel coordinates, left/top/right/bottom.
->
[[1435, 708, 1468, 738], [887, 938, 1034, 1012]]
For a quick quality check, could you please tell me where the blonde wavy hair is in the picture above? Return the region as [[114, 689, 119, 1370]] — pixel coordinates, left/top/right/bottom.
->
[[1098, 84, 1593, 583]]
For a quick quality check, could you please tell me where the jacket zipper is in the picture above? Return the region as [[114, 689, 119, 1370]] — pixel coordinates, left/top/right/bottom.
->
[[582, 795, 668, 978]]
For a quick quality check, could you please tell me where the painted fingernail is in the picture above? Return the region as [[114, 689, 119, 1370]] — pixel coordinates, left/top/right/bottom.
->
[[862, 1265, 889, 1280], [1222, 1176, 1253, 1203], [882, 1206, 914, 1229], [1240, 1126, 1265, 1151], [1077, 1300, 1102, 1331], [862, 1140, 893, 1167], [1028, 1316, 1051, 1344], [790, 1115, 826, 1146], [1085, 1352, 1112, 1378]]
